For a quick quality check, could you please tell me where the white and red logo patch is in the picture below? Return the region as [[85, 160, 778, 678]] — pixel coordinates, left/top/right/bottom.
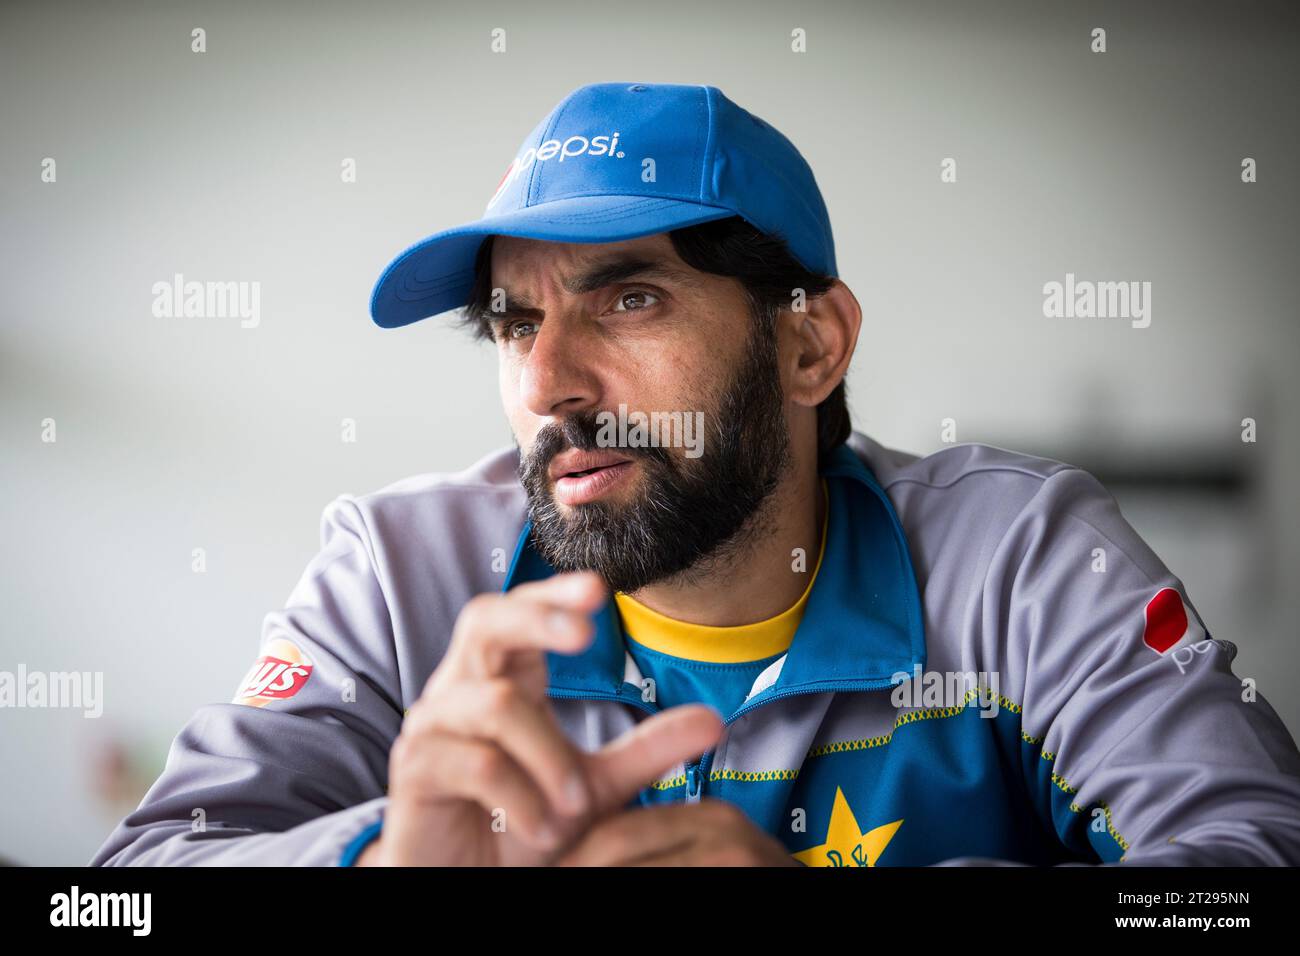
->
[[232, 638, 313, 707], [1141, 587, 1206, 655], [485, 131, 625, 210]]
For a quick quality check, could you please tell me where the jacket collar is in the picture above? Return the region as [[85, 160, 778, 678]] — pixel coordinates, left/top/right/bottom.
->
[[501, 442, 926, 701]]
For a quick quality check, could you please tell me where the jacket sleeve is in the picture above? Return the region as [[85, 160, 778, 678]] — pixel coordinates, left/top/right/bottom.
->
[[90, 496, 404, 866], [983, 466, 1300, 866]]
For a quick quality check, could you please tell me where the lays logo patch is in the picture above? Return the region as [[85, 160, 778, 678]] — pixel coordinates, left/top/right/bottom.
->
[[232, 638, 313, 707]]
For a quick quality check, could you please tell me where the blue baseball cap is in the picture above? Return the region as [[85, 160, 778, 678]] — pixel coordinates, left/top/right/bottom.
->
[[369, 81, 838, 329]]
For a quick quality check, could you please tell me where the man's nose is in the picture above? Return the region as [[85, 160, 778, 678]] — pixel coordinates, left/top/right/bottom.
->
[[518, 316, 601, 418]]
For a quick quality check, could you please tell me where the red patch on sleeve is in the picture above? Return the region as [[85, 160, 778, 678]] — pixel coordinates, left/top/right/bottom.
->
[[1143, 587, 1189, 654]]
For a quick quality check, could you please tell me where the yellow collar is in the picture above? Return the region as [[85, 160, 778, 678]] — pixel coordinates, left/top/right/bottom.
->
[[613, 480, 829, 664]]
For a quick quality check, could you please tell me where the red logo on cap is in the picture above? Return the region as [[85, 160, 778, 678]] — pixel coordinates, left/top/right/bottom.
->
[[487, 159, 518, 209]]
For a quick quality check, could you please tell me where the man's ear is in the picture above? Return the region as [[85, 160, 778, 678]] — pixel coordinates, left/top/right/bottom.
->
[[781, 279, 862, 409]]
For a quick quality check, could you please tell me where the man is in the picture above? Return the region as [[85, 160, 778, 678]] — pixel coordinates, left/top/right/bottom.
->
[[92, 82, 1300, 867]]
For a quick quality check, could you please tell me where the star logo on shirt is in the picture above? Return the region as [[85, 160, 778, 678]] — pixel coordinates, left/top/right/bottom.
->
[[792, 786, 903, 867]]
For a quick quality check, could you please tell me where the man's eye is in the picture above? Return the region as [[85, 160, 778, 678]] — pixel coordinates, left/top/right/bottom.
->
[[505, 320, 536, 340], [611, 290, 660, 312]]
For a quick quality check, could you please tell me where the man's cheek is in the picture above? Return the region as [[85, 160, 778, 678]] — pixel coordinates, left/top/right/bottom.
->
[[500, 396, 534, 449], [498, 354, 524, 413]]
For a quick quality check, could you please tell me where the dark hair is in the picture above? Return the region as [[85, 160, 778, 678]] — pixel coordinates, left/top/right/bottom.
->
[[459, 215, 851, 466]]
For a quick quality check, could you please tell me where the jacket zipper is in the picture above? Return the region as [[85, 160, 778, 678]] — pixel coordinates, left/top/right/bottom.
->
[[687, 676, 899, 802], [553, 676, 902, 804]]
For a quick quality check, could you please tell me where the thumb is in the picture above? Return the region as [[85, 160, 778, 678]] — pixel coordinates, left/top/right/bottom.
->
[[583, 704, 724, 813]]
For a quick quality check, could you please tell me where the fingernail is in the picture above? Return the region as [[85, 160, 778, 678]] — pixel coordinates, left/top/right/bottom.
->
[[568, 571, 605, 599], [535, 821, 560, 848], [547, 610, 577, 635], [565, 774, 590, 814]]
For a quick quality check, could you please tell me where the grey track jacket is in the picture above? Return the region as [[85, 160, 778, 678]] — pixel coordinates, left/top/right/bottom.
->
[[89, 431, 1300, 866]]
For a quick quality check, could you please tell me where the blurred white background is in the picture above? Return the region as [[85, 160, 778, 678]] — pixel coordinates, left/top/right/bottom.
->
[[2, 0, 1297, 863]]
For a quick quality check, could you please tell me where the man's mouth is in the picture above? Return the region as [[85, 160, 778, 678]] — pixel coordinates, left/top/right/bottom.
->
[[548, 450, 635, 506]]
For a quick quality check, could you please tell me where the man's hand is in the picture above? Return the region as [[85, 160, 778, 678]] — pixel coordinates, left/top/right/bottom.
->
[[554, 798, 801, 867], [358, 571, 723, 866]]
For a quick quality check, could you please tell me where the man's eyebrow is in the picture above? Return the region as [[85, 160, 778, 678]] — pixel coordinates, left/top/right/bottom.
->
[[493, 256, 702, 314], [562, 256, 702, 296]]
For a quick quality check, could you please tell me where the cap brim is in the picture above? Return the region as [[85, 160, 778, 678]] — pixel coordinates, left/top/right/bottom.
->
[[369, 195, 737, 329]]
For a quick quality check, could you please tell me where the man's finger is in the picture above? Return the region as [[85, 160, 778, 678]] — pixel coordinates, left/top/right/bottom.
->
[[584, 705, 724, 812], [389, 734, 560, 851], [504, 570, 608, 609], [436, 590, 599, 685], [405, 678, 592, 817], [555, 802, 706, 867]]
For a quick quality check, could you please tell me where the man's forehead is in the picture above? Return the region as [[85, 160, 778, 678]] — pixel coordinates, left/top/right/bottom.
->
[[488, 233, 697, 294], [492, 232, 673, 266]]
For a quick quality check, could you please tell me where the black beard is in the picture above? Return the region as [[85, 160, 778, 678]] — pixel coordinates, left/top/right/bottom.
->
[[517, 322, 792, 594]]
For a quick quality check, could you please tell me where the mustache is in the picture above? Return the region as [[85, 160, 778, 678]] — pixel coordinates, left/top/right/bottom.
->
[[519, 409, 675, 489]]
